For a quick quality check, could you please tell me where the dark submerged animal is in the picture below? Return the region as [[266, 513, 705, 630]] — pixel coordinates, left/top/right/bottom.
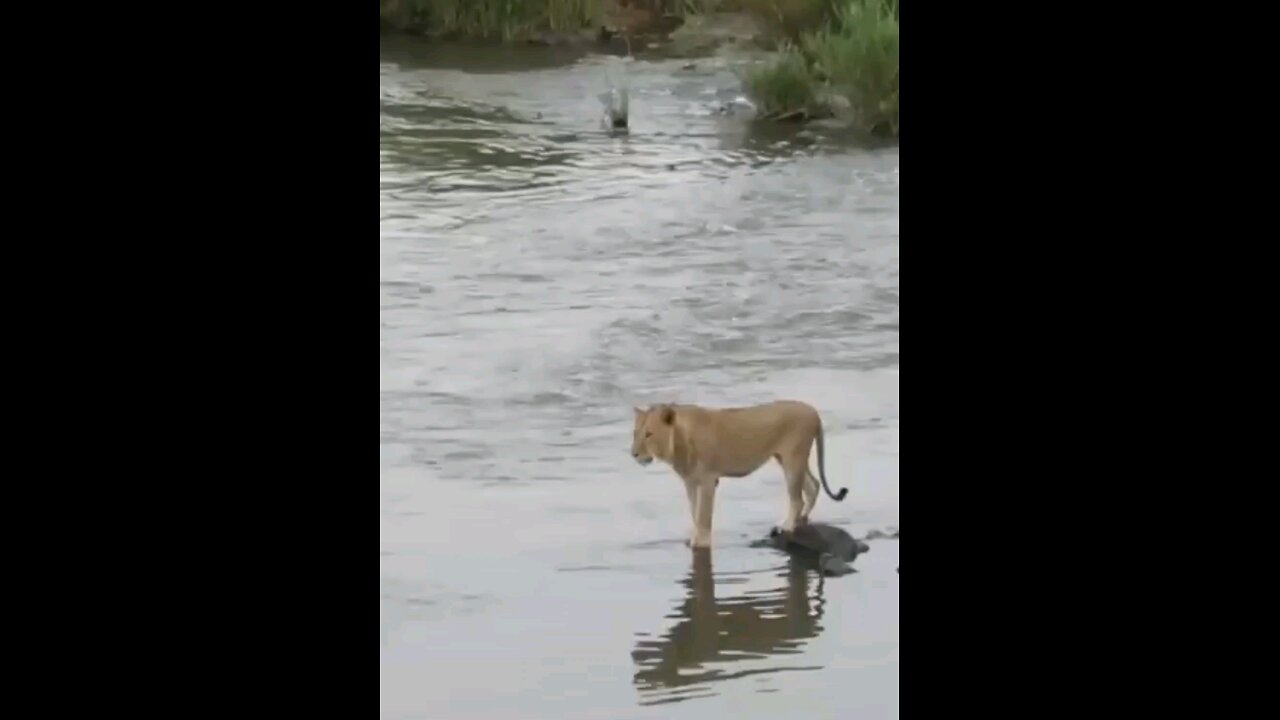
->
[[751, 522, 870, 576]]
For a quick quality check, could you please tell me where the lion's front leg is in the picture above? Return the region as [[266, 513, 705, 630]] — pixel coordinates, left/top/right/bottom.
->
[[680, 474, 701, 540], [691, 476, 718, 548]]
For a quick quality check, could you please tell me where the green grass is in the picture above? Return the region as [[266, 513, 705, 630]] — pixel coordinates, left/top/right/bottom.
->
[[804, 0, 898, 135], [746, 44, 819, 118], [430, 0, 601, 39], [736, 0, 838, 43], [380, 0, 602, 39], [544, 0, 602, 32], [743, 0, 899, 137], [380, 0, 431, 33], [667, 0, 746, 16]]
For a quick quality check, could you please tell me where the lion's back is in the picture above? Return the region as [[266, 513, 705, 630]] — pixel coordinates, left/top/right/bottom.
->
[[681, 400, 821, 471]]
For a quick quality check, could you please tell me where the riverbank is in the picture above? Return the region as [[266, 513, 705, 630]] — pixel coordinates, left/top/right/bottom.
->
[[378, 0, 898, 137], [379, 0, 690, 41]]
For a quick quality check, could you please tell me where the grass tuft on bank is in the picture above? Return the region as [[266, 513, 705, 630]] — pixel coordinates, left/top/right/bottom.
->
[[742, 0, 897, 137]]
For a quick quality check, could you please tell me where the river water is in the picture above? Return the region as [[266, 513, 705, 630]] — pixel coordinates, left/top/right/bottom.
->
[[380, 37, 899, 720]]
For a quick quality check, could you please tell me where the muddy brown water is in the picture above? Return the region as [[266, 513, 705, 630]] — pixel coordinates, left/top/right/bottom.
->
[[380, 38, 899, 719]]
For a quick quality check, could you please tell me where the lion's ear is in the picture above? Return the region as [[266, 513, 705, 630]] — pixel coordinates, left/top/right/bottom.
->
[[660, 405, 675, 425], [633, 406, 643, 416]]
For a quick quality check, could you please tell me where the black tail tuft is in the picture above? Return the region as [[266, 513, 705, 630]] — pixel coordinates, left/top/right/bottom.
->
[[835, 488, 848, 501]]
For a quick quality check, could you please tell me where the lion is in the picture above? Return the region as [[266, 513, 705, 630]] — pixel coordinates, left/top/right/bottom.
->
[[630, 400, 848, 548]]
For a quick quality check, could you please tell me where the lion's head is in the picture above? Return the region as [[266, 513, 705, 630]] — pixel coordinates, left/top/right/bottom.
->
[[631, 404, 676, 466]]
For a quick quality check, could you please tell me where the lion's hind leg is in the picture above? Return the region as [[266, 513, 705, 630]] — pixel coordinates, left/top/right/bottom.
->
[[777, 457, 807, 532], [800, 471, 820, 524]]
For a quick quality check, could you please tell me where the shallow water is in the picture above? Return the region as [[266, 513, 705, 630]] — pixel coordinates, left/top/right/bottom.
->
[[380, 38, 899, 719]]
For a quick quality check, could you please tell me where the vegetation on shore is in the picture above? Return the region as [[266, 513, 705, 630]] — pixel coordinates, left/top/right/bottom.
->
[[744, 0, 898, 137], [379, 1, 756, 39], [379, 0, 603, 39]]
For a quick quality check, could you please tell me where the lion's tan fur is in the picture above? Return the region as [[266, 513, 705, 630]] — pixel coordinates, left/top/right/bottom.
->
[[630, 400, 846, 548]]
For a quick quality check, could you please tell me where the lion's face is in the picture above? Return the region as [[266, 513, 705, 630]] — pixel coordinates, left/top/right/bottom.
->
[[631, 405, 675, 466]]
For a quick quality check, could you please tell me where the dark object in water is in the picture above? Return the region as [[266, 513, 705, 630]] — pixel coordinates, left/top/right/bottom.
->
[[599, 86, 629, 132], [750, 523, 870, 576]]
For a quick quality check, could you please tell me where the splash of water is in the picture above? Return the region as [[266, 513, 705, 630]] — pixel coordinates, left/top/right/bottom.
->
[[598, 61, 630, 134]]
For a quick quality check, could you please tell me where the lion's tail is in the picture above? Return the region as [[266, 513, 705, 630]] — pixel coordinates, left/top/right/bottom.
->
[[814, 419, 849, 501]]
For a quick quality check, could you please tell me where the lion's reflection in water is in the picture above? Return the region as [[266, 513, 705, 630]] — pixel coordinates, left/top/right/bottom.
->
[[631, 548, 827, 705]]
